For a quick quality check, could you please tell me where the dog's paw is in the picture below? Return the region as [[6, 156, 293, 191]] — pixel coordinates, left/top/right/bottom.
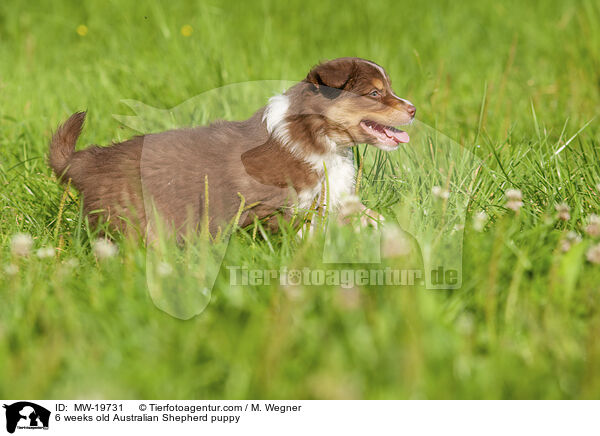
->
[[360, 207, 384, 229], [338, 196, 384, 229]]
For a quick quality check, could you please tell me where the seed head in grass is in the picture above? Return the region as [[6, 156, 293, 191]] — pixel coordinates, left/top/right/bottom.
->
[[10, 233, 33, 257], [555, 203, 571, 221], [36, 246, 55, 259], [432, 185, 450, 199], [585, 214, 600, 238], [505, 189, 523, 212], [92, 239, 118, 260], [586, 243, 600, 264], [473, 211, 488, 232]]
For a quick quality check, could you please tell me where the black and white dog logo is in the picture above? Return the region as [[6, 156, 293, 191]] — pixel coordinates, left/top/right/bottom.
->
[[3, 402, 50, 434]]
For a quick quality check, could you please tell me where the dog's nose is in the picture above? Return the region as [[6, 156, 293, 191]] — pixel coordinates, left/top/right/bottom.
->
[[406, 104, 416, 118]]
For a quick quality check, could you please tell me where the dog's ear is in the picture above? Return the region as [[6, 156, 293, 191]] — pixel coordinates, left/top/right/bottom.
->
[[305, 59, 356, 93]]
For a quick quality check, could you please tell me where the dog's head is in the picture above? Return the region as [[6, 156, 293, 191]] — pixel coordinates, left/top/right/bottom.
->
[[300, 57, 415, 151]]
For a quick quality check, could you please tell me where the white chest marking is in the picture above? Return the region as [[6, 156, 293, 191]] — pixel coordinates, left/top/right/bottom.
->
[[298, 151, 356, 210], [263, 93, 356, 211]]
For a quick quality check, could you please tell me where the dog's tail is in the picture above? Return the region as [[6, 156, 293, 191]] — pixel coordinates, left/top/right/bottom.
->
[[48, 111, 86, 181]]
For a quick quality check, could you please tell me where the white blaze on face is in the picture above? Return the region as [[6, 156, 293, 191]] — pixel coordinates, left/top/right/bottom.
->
[[364, 60, 414, 109], [364, 60, 388, 84], [397, 96, 414, 107]]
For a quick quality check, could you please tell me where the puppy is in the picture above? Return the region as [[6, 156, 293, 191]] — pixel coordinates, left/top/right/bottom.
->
[[48, 57, 415, 238]]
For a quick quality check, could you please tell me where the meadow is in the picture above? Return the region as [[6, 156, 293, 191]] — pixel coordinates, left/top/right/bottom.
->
[[1, 0, 599, 399]]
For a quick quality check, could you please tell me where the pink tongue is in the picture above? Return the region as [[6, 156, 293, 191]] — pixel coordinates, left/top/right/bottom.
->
[[385, 128, 410, 143]]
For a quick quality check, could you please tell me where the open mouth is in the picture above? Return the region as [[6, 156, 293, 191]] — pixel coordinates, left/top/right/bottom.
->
[[359, 120, 410, 148]]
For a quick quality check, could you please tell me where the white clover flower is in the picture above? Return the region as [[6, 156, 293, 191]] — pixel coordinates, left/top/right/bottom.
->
[[432, 185, 450, 199], [382, 225, 411, 258], [282, 285, 303, 302], [473, 211, 488, 232], [505, 189, 523, 212], [505, 189, 523, 201], [585, 214, 600, 238], [506, 200, 523, 212], [36, 246, 55, 259], [560, 231, 582, 252], [63, 258, 80, 268], [586, 243, 600, 264], [92, 239, 118, 260], [456, 313, 475, 335], [555, 203, 570, 221], [10, 233, 33, 257], [4, 264, 19, 275], [157, 261, 173, 277]]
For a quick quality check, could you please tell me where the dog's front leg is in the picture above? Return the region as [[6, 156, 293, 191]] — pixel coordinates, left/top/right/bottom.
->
[[338, 196, 384, 229], [358, 204, 384, 229]]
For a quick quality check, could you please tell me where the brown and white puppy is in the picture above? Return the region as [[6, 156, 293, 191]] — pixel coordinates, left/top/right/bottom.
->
[[48, 57, 415, 238]]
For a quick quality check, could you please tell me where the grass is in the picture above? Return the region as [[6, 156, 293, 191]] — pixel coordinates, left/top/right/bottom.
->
[[1, 0, 600, 399]]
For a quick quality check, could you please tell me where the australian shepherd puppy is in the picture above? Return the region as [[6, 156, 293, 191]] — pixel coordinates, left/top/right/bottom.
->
[[48, 57, 415, 238]]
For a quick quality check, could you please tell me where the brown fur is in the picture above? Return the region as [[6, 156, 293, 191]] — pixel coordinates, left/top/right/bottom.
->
[[48, 58, 415, 238]]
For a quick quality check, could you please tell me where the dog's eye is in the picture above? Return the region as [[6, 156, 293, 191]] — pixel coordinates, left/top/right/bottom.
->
[[368, 90, 381, 97]]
